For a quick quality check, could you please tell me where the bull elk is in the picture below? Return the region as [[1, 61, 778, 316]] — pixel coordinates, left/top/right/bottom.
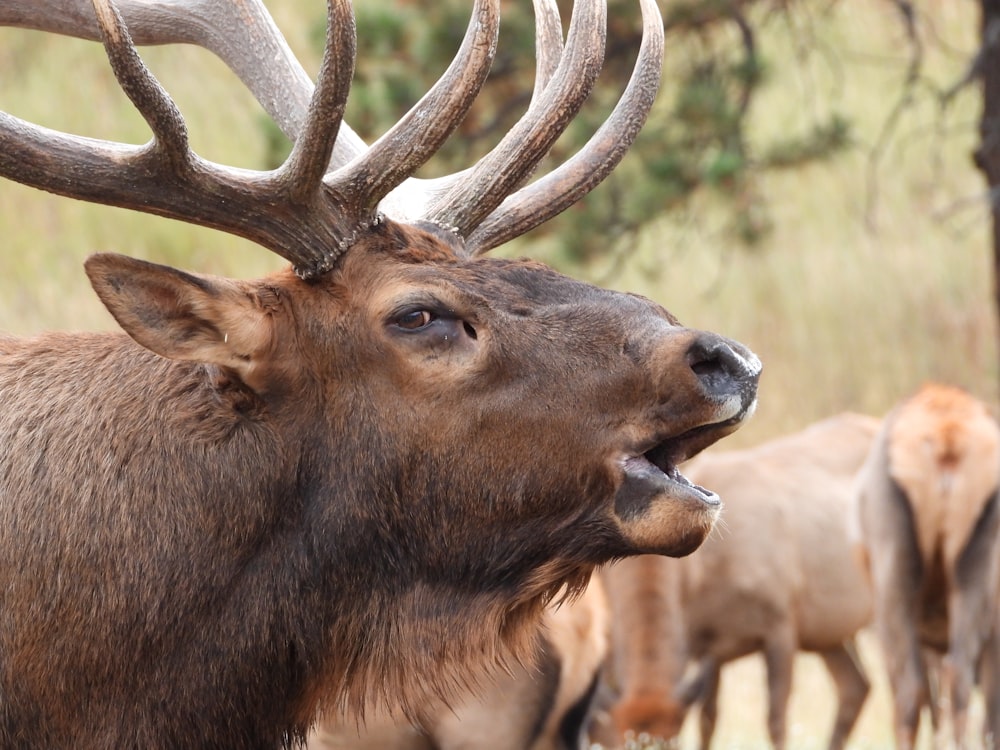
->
[[597, 413, 879, 750], [0, 0, 761, 747], [854, 383, 1000, 750]]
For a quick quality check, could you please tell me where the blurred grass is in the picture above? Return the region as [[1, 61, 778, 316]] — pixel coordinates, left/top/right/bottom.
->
[[0, 2, 995, 746], [555, 1, 997, 449]]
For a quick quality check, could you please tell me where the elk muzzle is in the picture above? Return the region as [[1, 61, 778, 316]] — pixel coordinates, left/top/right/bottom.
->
[[614, 330, 760, 556]]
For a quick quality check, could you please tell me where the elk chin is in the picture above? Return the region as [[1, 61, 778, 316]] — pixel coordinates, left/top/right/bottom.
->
[[613, 455, 720, 556]]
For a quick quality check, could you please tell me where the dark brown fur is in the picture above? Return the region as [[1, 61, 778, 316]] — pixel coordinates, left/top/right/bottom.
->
[[0, 221, 758, 749]]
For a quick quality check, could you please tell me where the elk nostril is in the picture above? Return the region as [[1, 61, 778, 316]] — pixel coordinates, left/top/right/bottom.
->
[[691, 359, 719, 377], [686, 334, 760, 397]]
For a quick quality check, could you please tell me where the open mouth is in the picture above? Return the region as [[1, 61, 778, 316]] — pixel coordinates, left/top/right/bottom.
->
[[612, 415, 755, 555], [621, 452, 719, 505], [621, 418, 748, 506]]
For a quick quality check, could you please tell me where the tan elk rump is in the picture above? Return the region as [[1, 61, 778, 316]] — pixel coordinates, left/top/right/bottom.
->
[[0, 0, 760, 748], [597, 413, 878, 750], [854, 383, 1000, 750]]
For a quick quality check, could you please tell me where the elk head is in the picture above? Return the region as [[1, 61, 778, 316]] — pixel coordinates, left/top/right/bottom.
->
[[0, 0, 760, 739]]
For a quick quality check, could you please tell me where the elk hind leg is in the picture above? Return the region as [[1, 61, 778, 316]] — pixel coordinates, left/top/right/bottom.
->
[[941, 633, 986, 749], [936, 655, 963, 750], [818, 639, 870, 750], [889, 654, 928, 750], [980, 631, 1000, 750], [762, 627, 796, 750]]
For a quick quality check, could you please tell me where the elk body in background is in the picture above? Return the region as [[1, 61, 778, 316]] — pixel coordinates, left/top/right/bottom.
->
[[597, 413, 878, 750], [309, 577, 609, 750], [854, 383, 1000, 750], [0, 0, 761, 748]]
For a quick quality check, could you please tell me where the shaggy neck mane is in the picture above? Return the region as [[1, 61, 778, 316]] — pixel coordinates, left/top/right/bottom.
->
[[310, 560, 596, 727]]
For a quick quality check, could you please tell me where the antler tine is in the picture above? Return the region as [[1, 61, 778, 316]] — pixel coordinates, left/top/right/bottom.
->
[[530, 0, 564, 112], [278, 0, 355, 206], [375, 0, 554, 223], [90, 0, 190, 170], [466, 0, 664, 255], [326, 0, 501, 221], [0, 0, 369, 168], [419, 0, 607, 236]]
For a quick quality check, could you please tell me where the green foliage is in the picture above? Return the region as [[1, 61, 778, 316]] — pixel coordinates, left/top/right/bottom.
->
[[258, 114, 290, 170], [664, 0, 748, 29], [763, 114, 852, 169], [674, 64, 741, 134]]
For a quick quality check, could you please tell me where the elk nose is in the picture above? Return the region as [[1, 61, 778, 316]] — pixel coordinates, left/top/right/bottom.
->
[[686, 332, 761, 406]]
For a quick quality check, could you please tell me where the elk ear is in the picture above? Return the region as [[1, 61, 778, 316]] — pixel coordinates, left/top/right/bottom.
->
[[85, 253, 273, 379]]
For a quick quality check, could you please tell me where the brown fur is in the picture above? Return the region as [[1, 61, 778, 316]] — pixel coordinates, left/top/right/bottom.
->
[[0, 221, 759, 749], [855, 383, 1000, 750], [308, 577, 610, 750], [598, 413, 879, 750]]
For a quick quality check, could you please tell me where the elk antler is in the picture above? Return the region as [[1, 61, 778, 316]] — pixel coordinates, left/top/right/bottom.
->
[[0, 0, 664, 276], [460, 0, 665, 255]]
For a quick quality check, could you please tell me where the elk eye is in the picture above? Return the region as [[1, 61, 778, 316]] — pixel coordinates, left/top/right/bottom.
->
[[394, 309, 435, 330]]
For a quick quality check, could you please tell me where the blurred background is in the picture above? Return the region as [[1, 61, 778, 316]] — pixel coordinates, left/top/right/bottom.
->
[[1, 1, 993, 449], [0, 1, 993, 746]]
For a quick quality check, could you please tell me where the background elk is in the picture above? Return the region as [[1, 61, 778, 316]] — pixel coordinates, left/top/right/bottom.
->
[[309, 576, 609, 750], [595, 412, 879, 750], [853, 383, 1000, 750], [0, 0, 761, 747]]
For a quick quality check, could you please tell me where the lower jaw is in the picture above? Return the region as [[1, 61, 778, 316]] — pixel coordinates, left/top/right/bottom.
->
[[613, 489, 720, 557]]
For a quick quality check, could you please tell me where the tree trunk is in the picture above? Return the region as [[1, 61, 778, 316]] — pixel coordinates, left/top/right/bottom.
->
[[975, 0, 1000, 382]]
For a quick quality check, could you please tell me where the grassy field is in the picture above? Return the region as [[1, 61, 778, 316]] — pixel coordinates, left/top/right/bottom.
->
[[0, 1, 994, 748]]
